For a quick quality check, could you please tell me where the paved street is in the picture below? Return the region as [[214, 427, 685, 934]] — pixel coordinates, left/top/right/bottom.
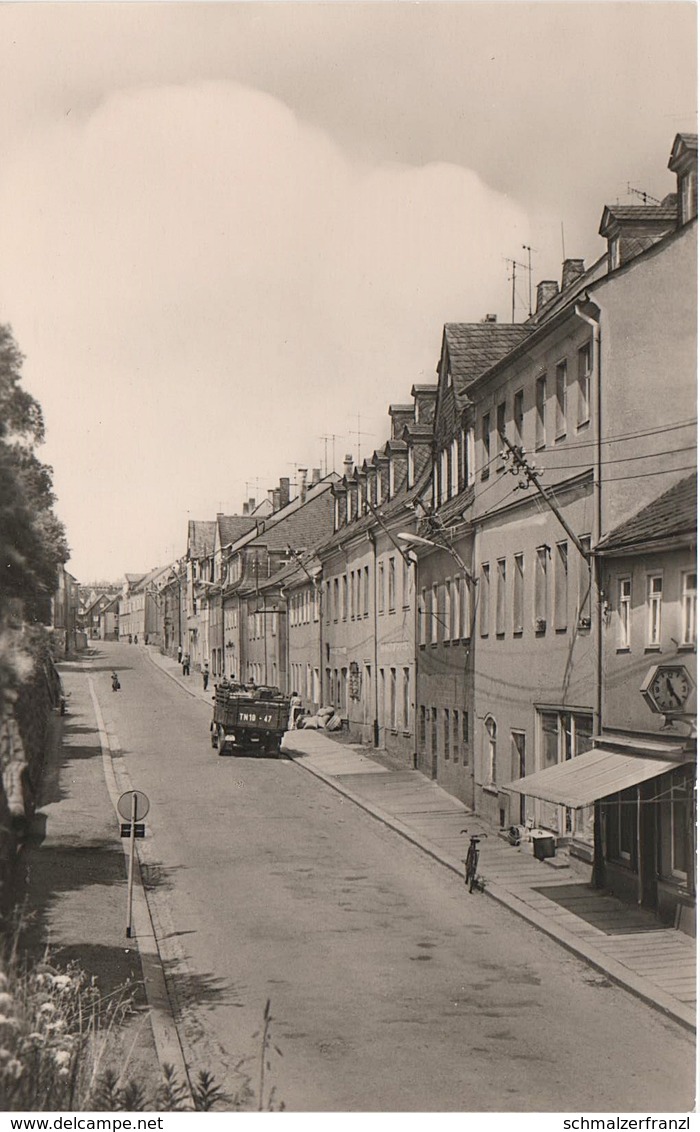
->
[[85, 642, 694, 1112]]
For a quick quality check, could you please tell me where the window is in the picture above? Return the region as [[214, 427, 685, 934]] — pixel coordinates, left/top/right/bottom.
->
[[481, 413, 491, 479], [554, 542, 568, 631], [378, 668, 385, 726], [388, 556, 396, 611], [496, 559, 506, 636], [535, 375, 546, 449], [513, 553, 524, 634], [682, 572, 696, 646], [453, 710, 460, 762], [680, 171, 698, 224], [577, 343, 591, 427], [452, 575, 461, 640], [431, 707, 438, 760], [333, 578, 339, 622], [444, 709, 450, 760], [578, 536, 592, 629], [484, 717, 497, 787], [389, 459, 395, 498], [402, 555, 410, 608], [440, 448, 449, 503], [377, 561, 385, 613], [460, 575, 470, 638], [660, 767, 693, 880], [450, 438, 459, 496], [390, 668, 397, 730], [618, 577, 631, 648], [402, 668, 410, 732], [555, 360, 567, 439], [407, 446, 414, 489], [462, 712, 469, 766], [350, 570, 355, 620], [535, 546, 548, 630], [540, 710, 593, 766], [609, 235, 620, 271], [513, 389, 524, 445], [464, 427, 475, 487], [431, 583, 439, 644], [346, 491, 352, 523], [341, 574, 348, 621], [479, 564, 490, 636], [647, 575, 662, 647], [364, 566, 370, 617], [326, 580, 331, 624], [444, 579, 452, 642], [496, 401, 506, 470], [419, 588, 426, 646], [418, 706, 426, 753]]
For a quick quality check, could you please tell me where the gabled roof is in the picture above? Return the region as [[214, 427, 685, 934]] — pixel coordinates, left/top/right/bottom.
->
[[597, 474, 697, 553], [599, 203, 677, 238], [443, 324, 532, 403], [218, 514, 257, 547], [188, 520, 216, 559]]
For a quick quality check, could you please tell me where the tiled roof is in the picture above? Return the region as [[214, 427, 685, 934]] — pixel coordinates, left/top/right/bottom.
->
[[444, 324, 532, 400], [188, 520, 216, 559], [676, 133, 698, 150], [597, 474, 697, 552], [602, 204, 677, 224], [247, 485, 335, 554], [125, 573, 145, 585], [218, 514, 257, 546]]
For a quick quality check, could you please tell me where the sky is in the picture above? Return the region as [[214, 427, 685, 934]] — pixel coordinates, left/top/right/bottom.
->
[[0, 2, 695, 582]]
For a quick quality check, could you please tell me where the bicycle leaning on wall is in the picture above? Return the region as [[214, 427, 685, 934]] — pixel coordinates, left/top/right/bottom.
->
[[461, 830, 487, 893]]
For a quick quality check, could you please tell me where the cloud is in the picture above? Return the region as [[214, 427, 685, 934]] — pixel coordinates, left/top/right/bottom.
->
[[0, 79, 529, 577]]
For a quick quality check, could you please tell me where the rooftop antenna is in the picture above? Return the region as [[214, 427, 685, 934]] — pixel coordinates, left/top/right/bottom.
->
[[521, 244, 536, 317], [505, 257, 528, 324], [351, 413, 374, 466], [627, 183, 662, 206], [319, 434, 340, 475]]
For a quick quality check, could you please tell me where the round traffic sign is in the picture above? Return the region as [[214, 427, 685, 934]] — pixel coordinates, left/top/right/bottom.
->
[[117, 790, 150, 822]]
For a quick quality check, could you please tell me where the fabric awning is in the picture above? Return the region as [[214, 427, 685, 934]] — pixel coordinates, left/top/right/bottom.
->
[[503, 746, 688, 809]]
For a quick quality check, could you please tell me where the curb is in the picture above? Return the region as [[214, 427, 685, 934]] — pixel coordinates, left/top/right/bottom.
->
[[281, 737, 696, 1035], [85, 667, 196, 1102]]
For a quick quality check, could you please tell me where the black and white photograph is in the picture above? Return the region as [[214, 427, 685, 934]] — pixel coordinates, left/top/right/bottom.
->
[[0, 1, 696, 1120]]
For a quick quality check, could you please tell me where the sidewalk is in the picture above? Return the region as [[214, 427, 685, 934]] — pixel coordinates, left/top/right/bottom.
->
[[147, 647, 697, 1033]]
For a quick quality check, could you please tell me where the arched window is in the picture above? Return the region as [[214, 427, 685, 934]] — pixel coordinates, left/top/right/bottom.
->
[[485, 717, 497, 787]]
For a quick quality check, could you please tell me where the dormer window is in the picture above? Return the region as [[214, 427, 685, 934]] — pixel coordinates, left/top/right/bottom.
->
[[346, 490, 352, 523], [376, 468, 383, 505], [680, 171, 697, 224], [334, 496, 341, 531], [407, 446, 414, 489], [609, 235, 620, 270], [389, 458, 395, 498]]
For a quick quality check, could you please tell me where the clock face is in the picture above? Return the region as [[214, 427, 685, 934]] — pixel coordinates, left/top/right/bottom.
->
[[646, 666, 693, 713]]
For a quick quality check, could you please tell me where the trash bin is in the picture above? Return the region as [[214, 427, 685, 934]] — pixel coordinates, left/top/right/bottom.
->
[[532, 832, 556, 860]]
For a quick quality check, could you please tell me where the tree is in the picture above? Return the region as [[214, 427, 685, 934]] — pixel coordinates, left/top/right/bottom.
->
[[0, 324, 69, 625]]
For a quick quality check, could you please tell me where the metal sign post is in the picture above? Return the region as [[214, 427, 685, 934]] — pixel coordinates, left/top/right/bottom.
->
[[117, 790, 150, 939]]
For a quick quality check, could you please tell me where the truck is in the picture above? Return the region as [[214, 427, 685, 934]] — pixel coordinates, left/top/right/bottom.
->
[[210, 682, 290, 756]]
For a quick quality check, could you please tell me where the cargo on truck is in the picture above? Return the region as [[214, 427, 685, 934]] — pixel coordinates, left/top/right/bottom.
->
[[210, 680, 290, 756]]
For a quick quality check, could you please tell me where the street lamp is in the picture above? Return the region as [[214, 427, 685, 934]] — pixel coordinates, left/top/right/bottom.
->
[[397, 532, 476, 586]]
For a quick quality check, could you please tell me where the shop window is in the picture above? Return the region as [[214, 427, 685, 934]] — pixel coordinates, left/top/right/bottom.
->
[[607, 788, 638, 867]]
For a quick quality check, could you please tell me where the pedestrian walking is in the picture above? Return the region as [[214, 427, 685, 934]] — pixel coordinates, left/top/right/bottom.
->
[[111, 671, 121, 692], [288, 690, 302, 730], [182, 653, 190, 676], [128, 634, 132, 644], [134, 634, 138, 645], [202, 663, 209, 692], [177, 644, 183, 664]]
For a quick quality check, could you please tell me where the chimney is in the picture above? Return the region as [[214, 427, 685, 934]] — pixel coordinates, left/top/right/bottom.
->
[[279, 477, 290, 509], [267, 489, 275, 505], [536, 280, 559, 312], [298, 468, 308, 503], [482, 313, 498, 323], [248, 498, 256, 513], [311, 468, 321, 485], [561, 258, 585, 291], [272, 488, 281, 511], [242, 502, 249, 516], [343, 453, 354, 479]]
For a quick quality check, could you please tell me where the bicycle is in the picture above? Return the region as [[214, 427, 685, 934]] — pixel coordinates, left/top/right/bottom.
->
[[461, 830, 487, 893]]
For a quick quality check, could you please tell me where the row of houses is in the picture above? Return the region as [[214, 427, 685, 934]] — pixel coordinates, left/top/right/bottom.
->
[[123, 133, 698, 931]]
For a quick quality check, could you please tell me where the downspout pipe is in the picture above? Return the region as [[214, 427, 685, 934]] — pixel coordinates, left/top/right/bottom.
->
[[368, 530, 380, 748], [574, 297, 604, 887]]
